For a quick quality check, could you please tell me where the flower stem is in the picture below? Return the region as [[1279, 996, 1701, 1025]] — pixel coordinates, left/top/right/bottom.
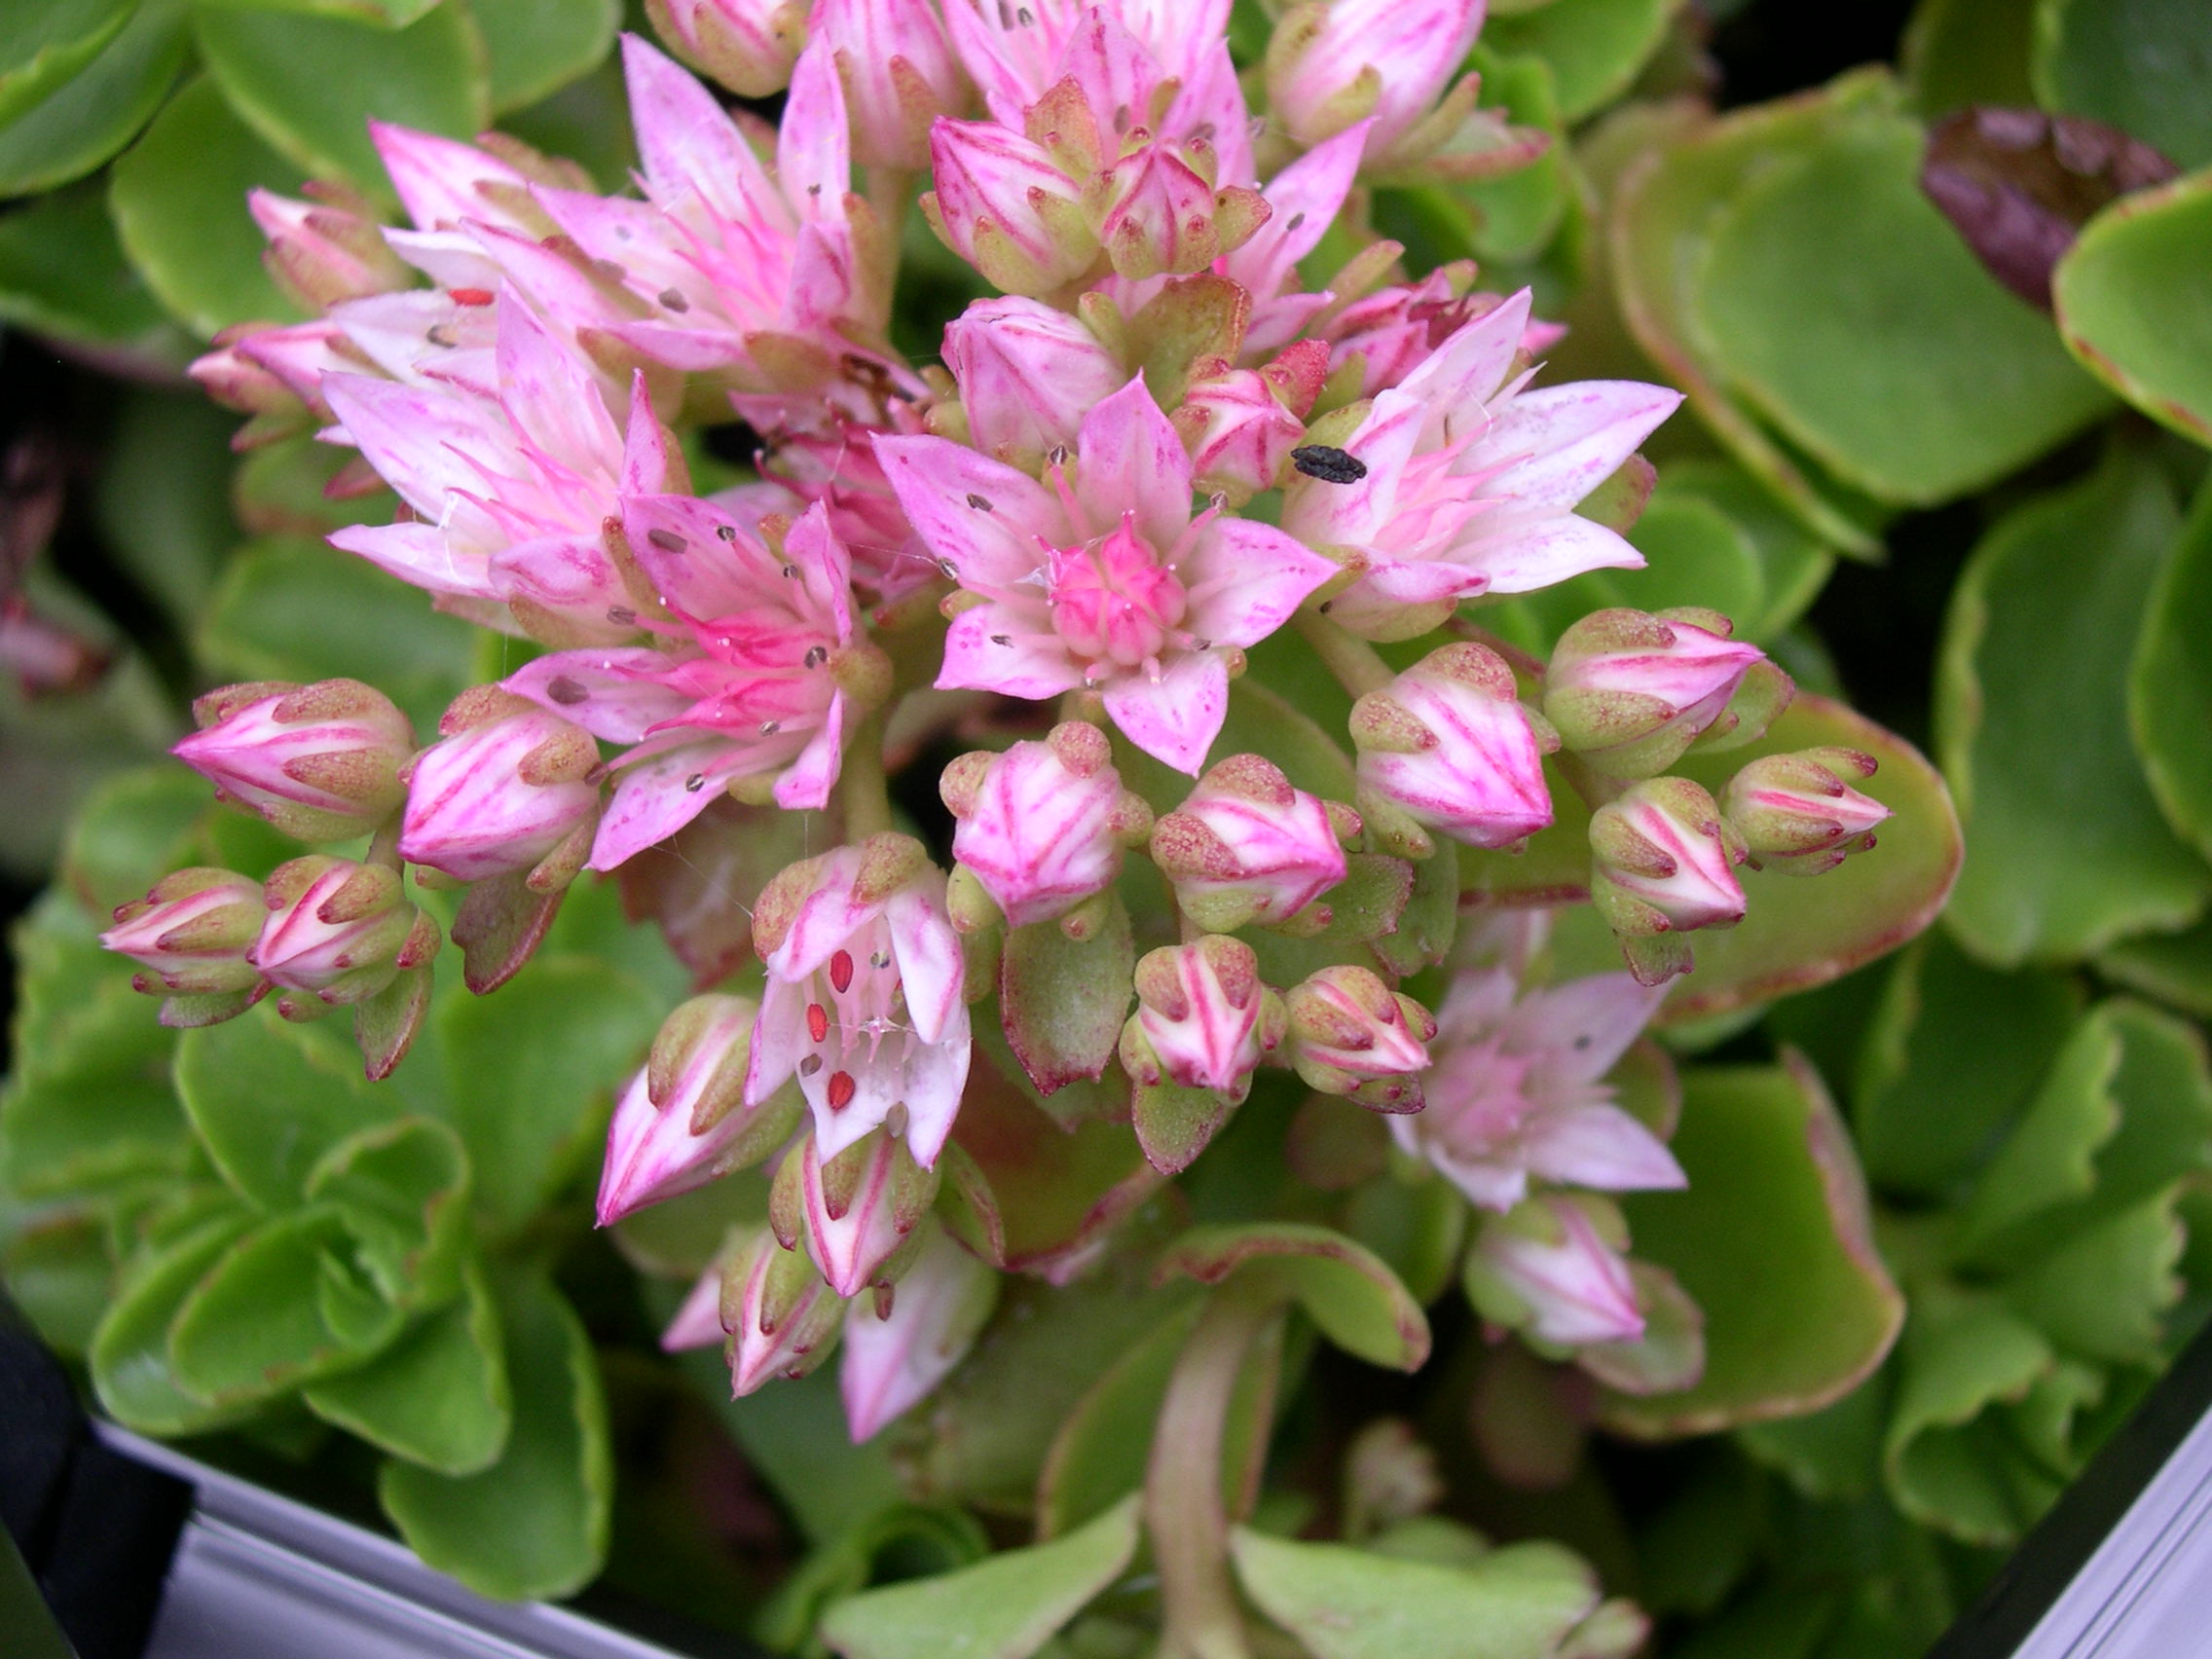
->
[[838, 711, 895, 840], [1295, 611, 1395, 699], [1146, 1281, 1279, 1659]]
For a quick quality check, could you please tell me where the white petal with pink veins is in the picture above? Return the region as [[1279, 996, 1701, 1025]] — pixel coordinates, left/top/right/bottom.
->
[[1467, 381, 1683, 512], [875, 434, 1068, 587], [1182, 518, 1338, 647], [1102, 650, 1231, 774], [1076, 378, 1194, 552]]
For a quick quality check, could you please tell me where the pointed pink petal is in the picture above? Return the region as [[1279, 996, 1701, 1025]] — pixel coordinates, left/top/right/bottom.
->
[[900, 1009, 972, 1168], [1457, 511, 1643, 594], [505, 648, 694, 741], [785, 501, 855, 640], [370, 122, 527, 232], [744, 975, 808, 1105], [588, 741, 747, 868], [319, 372, 499, 521], [496, 299, 621, 479], [1513, 973, 1666, 1086], [1182, 519, 1335, 648], [1236, 121, 1370, 296], [328, 521, 494, 600], [885, 880, 963, 1046], [1522, 1103, 1686, 1195], [1400, 288, 1534, 444], [1282, 389, 1420, 548], [874, 433, 1066, 587], [621, 33, 781, 226], [937, 605, 1084, 699], [1471, 381, 1683, 511], [779, 43, 851, 222], [621, 371, 677, 495], [1074, 377, 1192, 552], [1102, 650, 1230, 774], [621, 493, 783, 616], [772, 690, 846, 809]]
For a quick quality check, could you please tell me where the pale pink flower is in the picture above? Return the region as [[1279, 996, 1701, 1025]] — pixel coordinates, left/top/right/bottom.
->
[[745, 837, 972, 1167], [1545, 608, 1768, 780], [1269, 0, 1483, 159], [1284, 290, 1680, 639], [1173, 367, 1309, 500], [1283, 965, 1434, 1111], [943, 296, 1125, 465], [400, 700, 599, 883], [502, 498, 865, 870], [1149, 754, 1350, 932], [1391, 966, 1681, 1212], [877, 376, 1336, 773], [101, 869, 268, 998], [1723, 748, 1891, 875], [923, 118, 1098, 295], [645, 0, 809, 97], [841, 1223, 998, 1441], [1467, 1195, 1646, 1347], [1353, 644, 1552, 849], [941, 721, 1144, 929], [175, 680, 413, 844], [660, 1257, 731, 1352], [1120, 936, 1284, 1101], [789, 1125, 937, 1297], [814, 0, 966, 169], [597, 996, 771, 1225]]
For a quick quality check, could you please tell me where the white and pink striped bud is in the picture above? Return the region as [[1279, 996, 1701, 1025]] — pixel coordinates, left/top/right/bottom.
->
[[922, 120, 1098, 296], [1150, 755, 1354, 934], [1265, 0, 1482, 158], [1590, 777, 1748, 986], [1465, 1195, 1645, 1350], [247, 185, 410, 312], [1722, 748, 1891, 875], [249, 856, 439, 1015], [814, 0, 965, 168], [645, 0, 809, 96], [721, 1226, 847, 1395], [101, 869, 267, 1000], [598, 996, 796, 1227], [1089, 143, 1269, 282], [1352, 644, 1554, 854], [1120, 936, 1285, 1103], [942, 722, 1151, 930], [771, 1124, 940, 1298], [1544, 608, 1785, 780], [1283, 966, 1436, 1112], [941, 297, 1124, 466], [399, 688, 600, 885], [841, 1222, 998, 1442], [660, 1256, 732, 1352], [1172, 367, 1310, 503], [176, 680, 414, 844]]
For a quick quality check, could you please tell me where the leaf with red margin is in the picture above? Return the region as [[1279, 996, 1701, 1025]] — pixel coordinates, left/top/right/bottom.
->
[[1156, 1221, 1431, 1372]]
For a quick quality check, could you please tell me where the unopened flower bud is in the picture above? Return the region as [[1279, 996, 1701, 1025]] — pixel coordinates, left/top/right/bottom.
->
[[813, 0, 964, 169], [661, 1256, 732, 1352], [1266, 0, 1482, 157], [102, 868, 268, 997], [1150, 755, 1352, 933], [722, 1226, 847, 1395], [176, 680, 414, 844], [1120, 936, 1285, 1103], [1465, 1195, 1644, 1349], [1722, 748, 1891, 874], [1353, 644, 1553, 851], [923, 120, 1097, 296], [250, 856, 439, 1014], [1283, 966, 1435, 1111], [1173, 367, 1308, 501], [771, 1125, 940, 1298], [1089, 143, 1269, 282], [248, 186, 410, 311], [942, 297, 1124, 466], [598, 996, 793, 1227], [645, 0, 809, 96], [944, 722, 1149, 929], [841, 1222, 998, 1441], [400, 690, 600, 884], [1589, 777, 1747, 985], [1543, 608, 1773, 780]]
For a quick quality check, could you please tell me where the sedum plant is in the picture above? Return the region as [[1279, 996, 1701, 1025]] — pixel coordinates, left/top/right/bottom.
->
[[3, 0, 2210, 1655]]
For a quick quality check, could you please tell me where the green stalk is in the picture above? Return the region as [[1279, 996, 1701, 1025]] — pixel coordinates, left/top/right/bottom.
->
[[1294, 611, 1396, 698], [837, 709, 895, 839]]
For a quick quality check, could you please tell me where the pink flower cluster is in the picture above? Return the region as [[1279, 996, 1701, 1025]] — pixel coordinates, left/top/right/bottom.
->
[[113, 0, 1896, 1442]]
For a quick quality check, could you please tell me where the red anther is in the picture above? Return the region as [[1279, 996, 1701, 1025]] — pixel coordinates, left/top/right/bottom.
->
[[829, 949, 855, 993], [448, 287, 495, 307], [806, 1002, 830, 1043], [827, 1071, 857, 1111]]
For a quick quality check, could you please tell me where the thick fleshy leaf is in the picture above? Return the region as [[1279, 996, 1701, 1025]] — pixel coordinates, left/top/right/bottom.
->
[[2003, 1190, 2185, 1365], [1344, 1173, 1470, 1309], [195, 4, 491, 192], [96, 388, 243, 623], [820, 1494, 1139, 1659], [2132, 477, 2212, 869], [1936, 454, 2210, 964], [175, 1014, 406, 1210], [1693, 94, 2110, 504], [304, 1115, 471, 1309], [1229, 1530, 1600, 1659], [435, 954, 659, 1238], [1156, 1222, 1431, 1372], [167, 1206, 407, 1405], [1482, 0, 1675, 123], [1902, 0, 2038, 114], [999, 904, 1133, 1095], [0, 183, 183, 355], [1602, 1053, 1904, 1435], [1852, 932, 2083, 1198], [2055, 167, 2212, 444], [305, 1259, 512, 1474], [464, 0, 616, 112], [1, 1209, 113, 1358], [2100, 915, 2212, 1018], [88, 1203, 259, 1435], [2033, 0, 2212, 168], [107, 76, 307, 336], [378, 1268, 610, 1601], [0, 0, 133, 126], [0, 0, 189, 196]]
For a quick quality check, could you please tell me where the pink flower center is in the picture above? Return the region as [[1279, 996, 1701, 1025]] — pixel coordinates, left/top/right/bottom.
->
[[1047, 515, 1188, 671]]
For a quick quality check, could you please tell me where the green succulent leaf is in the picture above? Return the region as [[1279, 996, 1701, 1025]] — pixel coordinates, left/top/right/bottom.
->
[[1229, 1530, 1601, 1659], [2054, 167, 2212, 445], [0, 0, 135, 127], [2099, 914, 2212, 1017], [1936, 452, 2210, 964], [2, 1207, 118, 1358], [195, 2, 491, 192], [756, 1502, 991, 1654], [434, 953, 658, 1237], [378, 1266, 610, 1601], [998, 905, 1134, 1097], [2002, 1190, 2185, 1364], [819, 1494, 1140, 1659], [89, 1202, 260, 1435], [304, 1114, 471, 1309], [93, 389, 245, 625], [2032, 0, 2212, 168], [305, 1258, 511, 1474], [0, 182, 185, 354], [191, 0, 447, 29], [1902, 0, 2039, 113], [1456, 49, 1567, 262], [2131, 471, 2212, 859], [463, 0, 617, 113], [1602, 1054, 1905, 1435], [108, 76, 308, 336], [1156, 1221, 1432, 1372], [1481, 0, 1677, 123], [0, 0, 189, 197], [57, 765, 209, 920]]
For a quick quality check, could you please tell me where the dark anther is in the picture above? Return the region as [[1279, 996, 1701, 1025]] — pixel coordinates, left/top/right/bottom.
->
[[646, 528, 687, 553], [546, 676, 590, 705]]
